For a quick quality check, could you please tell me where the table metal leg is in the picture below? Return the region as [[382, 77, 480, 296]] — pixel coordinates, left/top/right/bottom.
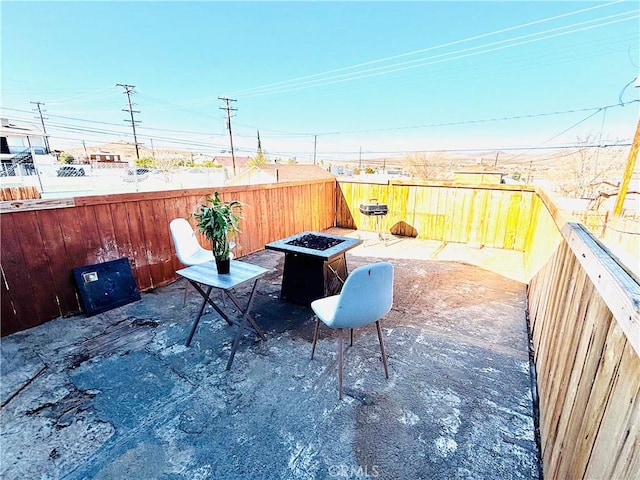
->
[[185, 283, 261, 348], [226, 279, 263, 370], [225, 288, 266, 340], [189, 281, 233, 326], [186, 286, 212, 347]]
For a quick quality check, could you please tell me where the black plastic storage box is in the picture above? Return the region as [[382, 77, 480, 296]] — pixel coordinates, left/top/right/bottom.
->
[[72, 258, 140, 316]]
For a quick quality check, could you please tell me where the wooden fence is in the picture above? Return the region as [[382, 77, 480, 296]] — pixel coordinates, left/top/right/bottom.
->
[[0, 180, 335, 335], [569, 210, 640, 264], [336, 180, 536, 250], [604, 215, 640, 266], [0, 186, 41, 200], [525, 189, 640, 479]]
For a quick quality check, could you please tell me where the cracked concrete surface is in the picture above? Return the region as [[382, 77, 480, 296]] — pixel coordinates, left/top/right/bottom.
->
[[1, 234, 540, 479]]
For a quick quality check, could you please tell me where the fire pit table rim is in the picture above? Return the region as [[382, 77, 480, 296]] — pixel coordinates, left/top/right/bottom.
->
[[265, 231, 362, 261]]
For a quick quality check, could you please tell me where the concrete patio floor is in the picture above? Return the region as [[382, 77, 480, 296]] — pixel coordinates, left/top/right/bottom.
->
[[1, 230, 541, 479]]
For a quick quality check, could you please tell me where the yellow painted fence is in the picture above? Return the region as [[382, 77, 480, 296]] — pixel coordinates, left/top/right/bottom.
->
[[337, 180, 536, 250]]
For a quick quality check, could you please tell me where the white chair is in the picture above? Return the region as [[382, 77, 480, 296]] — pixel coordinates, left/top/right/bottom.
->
[[170, 218, 214, 267], [310, 262, 393, 399], [169, 218, 234, 306]]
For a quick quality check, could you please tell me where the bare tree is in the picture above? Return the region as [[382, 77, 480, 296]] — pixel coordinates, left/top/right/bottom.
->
[[404, 152, 451, 180], [557, 135, 626, 198]]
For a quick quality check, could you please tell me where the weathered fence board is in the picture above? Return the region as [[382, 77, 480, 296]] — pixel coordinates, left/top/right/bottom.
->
[[13, 210, 63, 323], [38, 207, 80, 314], [123, 201, 153, 290], [1, 213, 43, 330]]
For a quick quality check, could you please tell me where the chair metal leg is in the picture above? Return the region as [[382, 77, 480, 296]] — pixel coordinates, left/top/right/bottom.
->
[[337, 329, 344, 400], [350, 328, 354, 347], [311, 318, 321, 359], [182, 280, 189, 307], [376, 321, 389, 379]]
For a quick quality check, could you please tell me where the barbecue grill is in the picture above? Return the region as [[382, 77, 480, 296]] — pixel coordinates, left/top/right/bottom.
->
[[359, 203, 388, 216], [359, 199, 389, 245]]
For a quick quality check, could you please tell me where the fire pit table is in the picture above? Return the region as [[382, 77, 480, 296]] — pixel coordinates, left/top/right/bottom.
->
[[265, 231, 362, 305]]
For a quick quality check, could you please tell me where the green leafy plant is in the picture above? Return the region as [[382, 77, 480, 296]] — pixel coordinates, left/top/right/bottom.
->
[[136, 157, 156, 168], [193, 192, 243, 261], [59, 152, 75, 164]]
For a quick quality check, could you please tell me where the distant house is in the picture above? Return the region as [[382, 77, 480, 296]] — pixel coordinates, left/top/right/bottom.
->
[[212, 156, 252, 175], [90, 153, 122, 163], [453, 164, 505, 184], [588, 178, 640, 215], [0, 118, 55, 176], [385, 167, 405, 176], [227, 164, 335, 186]]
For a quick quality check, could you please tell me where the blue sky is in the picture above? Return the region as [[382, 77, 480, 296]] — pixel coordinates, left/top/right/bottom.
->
[[2, 1, 639, 162]]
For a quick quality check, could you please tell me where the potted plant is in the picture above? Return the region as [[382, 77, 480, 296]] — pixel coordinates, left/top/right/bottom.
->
[[193, 191, 243, 274]]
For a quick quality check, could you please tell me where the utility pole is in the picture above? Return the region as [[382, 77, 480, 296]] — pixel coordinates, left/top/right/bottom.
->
[[116, 83, 141, 160], [613, 116, 640, 217], [219, 96, 237, 176], [31, 101, 50, 153], [313, 135, 317, 165], [359, 147, 362, 170], [613, 76, 639, 217]]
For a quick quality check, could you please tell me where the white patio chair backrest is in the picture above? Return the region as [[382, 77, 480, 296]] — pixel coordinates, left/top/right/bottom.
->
[[169, 218, 212, 266], [331, 262, 394, 329]]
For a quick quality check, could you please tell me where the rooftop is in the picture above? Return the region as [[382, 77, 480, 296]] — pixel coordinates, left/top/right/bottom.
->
[[1, 230, 539, 479]]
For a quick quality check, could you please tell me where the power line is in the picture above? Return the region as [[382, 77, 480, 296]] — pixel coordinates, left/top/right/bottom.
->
[[228, 6, 636, 99], [5, 100, 637, 140], [2, 114, 231, 151], [508, 106, 614, 173], [228, 1, 627, 97], [6, 113, 632, 159], [0, 106, 222, 137], [3, 96, 636, 159], [313, 100, 640, 137]]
